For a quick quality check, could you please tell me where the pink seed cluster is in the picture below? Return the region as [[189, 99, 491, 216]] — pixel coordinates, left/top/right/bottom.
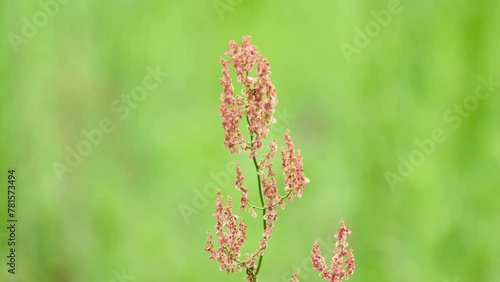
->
[[259, 141, 281, 239], [290, 269, 300, 282], [205, 190, 247, 274], [282, 130, 309, 200], [235, 162, 248, 210], [218, 36, 278, 158], [311, 219, 356, 282], [219, 58, 245, 154]]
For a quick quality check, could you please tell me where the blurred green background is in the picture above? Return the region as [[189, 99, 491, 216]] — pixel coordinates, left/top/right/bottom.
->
[[1, 0, 499, 281]]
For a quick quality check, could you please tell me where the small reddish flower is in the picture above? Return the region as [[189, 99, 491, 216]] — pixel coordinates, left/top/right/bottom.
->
[[235, 162, 249, 210], [281, 130, 309, 201], [260, 141, 284, 207], [290, 269, 301, 282], [311, 219, 355, 282]]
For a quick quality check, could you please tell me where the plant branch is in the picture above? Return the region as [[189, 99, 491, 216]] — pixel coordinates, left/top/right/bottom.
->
[[245, 115, 266, 278], [248, 191, 292, 210]]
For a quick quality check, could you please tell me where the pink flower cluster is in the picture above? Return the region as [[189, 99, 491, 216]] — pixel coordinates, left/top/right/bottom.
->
[[235, 162, 248, 210], [218, 36, 278, 157], [290, 269, 300, 282], [219, 58, 244, 154], [205, 190, 247, 274], [260, 141, 280, 238], [206, 137, 309, 280], [311, 219, 356, 282], [206, 199, 268, 281], [282, 130, 309, 201]]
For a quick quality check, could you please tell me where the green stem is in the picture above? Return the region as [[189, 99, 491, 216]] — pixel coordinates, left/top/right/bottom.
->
[[249, 191, 292, 210], [245, 115, 266, 279], [252, 156, 266, 230]]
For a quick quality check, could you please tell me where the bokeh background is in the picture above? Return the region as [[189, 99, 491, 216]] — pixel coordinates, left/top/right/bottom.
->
[[1, 0, 499, 281]]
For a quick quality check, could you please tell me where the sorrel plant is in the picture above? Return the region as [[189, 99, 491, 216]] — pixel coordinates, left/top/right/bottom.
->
[[205, 36, 356, 282]]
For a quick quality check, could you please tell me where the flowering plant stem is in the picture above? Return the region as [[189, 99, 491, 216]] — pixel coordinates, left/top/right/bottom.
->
[[246, 115, 266, 279], [205, 36, 354, 282]]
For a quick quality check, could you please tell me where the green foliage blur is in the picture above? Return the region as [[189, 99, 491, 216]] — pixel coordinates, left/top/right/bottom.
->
[[1, 0, 499, 281]]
